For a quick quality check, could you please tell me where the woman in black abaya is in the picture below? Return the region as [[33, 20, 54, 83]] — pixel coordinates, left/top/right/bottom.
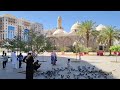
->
[[25, 53, 34, 79]]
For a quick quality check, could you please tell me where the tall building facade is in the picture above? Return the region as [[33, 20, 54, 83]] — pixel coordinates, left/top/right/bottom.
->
[[0, 14, 18, 42], [31, 22, 44, 36], [17, 18, 31, 41], [0, 14, 44, 43]]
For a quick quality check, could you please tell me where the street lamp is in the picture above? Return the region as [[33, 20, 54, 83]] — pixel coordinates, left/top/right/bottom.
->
[[73, 41, 77, 60], [73, 41, 81, 61], [54, 39, 55, 50]]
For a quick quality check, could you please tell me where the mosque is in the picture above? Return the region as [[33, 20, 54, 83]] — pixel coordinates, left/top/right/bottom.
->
[[44, 16, 107, 51]]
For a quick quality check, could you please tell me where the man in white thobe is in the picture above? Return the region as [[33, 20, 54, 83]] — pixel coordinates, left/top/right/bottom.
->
[[11, 51, 18, 69]]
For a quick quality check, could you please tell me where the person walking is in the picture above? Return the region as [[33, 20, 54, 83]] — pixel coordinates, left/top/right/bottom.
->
[[2, 53, 8, 69], [11, 51, 18, 69], [51, 50, 57, 65], [17, 53, 23, 68]]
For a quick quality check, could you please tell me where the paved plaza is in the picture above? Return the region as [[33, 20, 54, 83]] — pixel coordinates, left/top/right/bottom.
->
[[0, 52, 120, 79]]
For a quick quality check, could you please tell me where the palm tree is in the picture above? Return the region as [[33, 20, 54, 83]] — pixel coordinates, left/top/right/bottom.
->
[[98, 26, 120, 55], [91, 30, 100, 51], [77, 20, 96, 47]]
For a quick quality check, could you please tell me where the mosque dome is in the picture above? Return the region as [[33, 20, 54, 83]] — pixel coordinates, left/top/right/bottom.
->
[[71, 21, 81, 31], [96, 24, 106, 31], [69, 21, 81, 35], [53, 29, 68, 36]]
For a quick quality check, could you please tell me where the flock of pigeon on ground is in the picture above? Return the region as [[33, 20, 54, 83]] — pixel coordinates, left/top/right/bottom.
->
[[34, 65, 113, 79]]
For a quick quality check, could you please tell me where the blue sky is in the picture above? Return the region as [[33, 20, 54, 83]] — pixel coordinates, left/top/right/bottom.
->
[[0, 11, 120, 32]]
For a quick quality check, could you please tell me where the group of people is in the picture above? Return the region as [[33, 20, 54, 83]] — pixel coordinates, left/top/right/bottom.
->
[[1, 50, 41, 79], [1, 50, 70, 79], [23, 51, 41, 79], [2, 51, 24, 69]]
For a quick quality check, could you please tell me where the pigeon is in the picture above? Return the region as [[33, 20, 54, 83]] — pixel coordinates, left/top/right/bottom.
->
[[88, 67, 90, 69], [73, 74, 77, 79], [98, 75, 101, 78], [67, 71, 71, 74], [67, 75, 70, 79], [87, 76, 91, 79], [61, 75, 64, 79], [45, 75, 48, 79]]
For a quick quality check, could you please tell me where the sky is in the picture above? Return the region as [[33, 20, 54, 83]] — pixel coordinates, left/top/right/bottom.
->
[[0, 11, 120, 32]]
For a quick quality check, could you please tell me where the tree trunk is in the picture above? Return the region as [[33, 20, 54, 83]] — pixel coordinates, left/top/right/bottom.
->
[[20, 48, 21, 53], [109, 34, 112, 55], [20, 27, 21, 53], [86, 31, 89, 47]]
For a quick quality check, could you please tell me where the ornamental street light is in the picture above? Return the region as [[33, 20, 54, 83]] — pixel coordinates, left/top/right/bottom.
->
[[73, 41, 77, 60]]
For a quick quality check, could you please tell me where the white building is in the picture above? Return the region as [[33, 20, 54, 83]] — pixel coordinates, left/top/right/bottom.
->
[[0, 14, 18, 41], [17, 18, 31, 41], [31, 22, 44, 36], [0, 14, 44, 43]]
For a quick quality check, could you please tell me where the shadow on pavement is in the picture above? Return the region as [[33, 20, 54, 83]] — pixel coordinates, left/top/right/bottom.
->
[[33, 56, 115, 79]]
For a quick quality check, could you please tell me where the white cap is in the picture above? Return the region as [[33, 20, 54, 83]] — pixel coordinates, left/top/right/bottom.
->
[[29, 51, 32, 53]]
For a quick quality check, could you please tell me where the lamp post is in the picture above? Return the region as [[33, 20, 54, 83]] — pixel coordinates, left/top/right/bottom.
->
[[73, 41, 77, 60], [54, 39, 55, 50], [43, 42, 47, 61]]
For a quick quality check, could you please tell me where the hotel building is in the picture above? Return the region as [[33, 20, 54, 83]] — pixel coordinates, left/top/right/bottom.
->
[[0, 14, 44, 43]]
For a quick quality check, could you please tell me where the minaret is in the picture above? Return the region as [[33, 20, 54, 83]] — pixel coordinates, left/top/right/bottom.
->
[[57, 16, 62, 29]]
